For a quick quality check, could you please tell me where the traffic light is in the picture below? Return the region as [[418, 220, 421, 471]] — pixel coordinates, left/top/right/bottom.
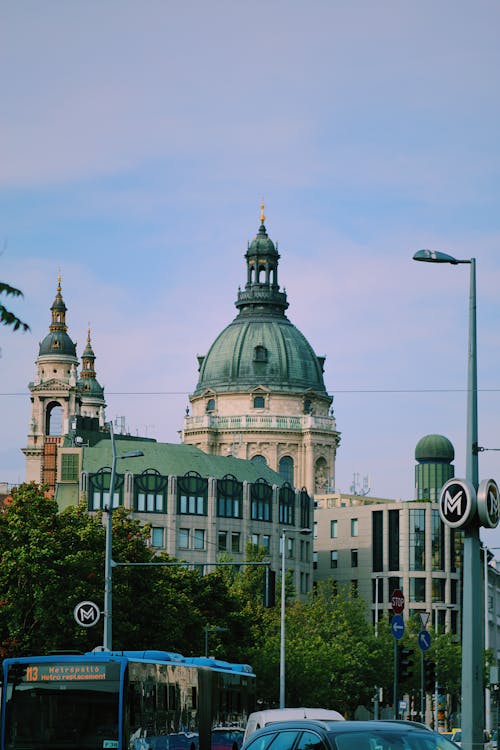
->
[[397, 645, 414, 681], [424, 659, 436, 691], [263, 567, 276, 607]]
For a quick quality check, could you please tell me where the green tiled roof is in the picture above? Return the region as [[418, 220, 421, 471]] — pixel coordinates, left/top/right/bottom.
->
[[81, 437, 285, 485]]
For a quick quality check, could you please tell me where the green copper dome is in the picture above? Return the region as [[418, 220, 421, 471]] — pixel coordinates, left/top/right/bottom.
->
[[38, 277, 77, 358], [193, 214, 328, 396], [415, 434, 455, 463]]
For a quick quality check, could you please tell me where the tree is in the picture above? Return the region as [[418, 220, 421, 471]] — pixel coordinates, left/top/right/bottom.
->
[[0, 281, 29, 331], [245, 580, 394, 714]]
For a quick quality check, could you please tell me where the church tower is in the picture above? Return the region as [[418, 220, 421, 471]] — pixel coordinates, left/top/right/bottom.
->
[[182, 205, 340, 495], [78, 327, 106, 427], [22, 277, 106, 491]]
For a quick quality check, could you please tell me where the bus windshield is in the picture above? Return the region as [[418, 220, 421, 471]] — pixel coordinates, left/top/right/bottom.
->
[[4, 661, 121, 750]]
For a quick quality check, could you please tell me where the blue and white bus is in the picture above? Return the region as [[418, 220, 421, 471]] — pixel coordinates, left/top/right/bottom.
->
[[0, 650, 255, 750]]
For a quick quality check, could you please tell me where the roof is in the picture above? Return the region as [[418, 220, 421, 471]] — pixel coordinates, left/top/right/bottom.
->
[[80, 436, 285, 485], [415, 434, 455, 462]]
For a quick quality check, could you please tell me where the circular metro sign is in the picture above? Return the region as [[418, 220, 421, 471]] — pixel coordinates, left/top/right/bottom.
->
[[391, 589, 405, 614], [477, 478, 500, 529], [439, 478, 476, 529], [74, 600, 101, 628]]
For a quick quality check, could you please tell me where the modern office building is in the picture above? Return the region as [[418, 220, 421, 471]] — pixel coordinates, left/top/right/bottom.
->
[[313, 434, 462, 635]]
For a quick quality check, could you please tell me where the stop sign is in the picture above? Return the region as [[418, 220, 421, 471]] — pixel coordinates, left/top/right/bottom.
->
[[391, 589, 405, 614]]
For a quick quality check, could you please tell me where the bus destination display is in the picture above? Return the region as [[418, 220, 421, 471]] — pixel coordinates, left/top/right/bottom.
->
[[25, 663, 107, 682]]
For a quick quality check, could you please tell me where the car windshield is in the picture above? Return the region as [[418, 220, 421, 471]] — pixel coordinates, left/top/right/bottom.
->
[[330, 729, 459, 750]]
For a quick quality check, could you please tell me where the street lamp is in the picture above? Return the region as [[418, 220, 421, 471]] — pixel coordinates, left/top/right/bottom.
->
[[413, 249, 482, 748], [103, 421, 144, 650], [280, 527, 311, 708]]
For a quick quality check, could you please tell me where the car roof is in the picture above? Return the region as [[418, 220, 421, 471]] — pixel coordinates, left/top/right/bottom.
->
[[246, 720, 436, 736]]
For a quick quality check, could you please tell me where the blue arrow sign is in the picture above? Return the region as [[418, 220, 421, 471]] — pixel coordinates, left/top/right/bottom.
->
[[418, 630, 432, 651], [391, 614, 405, 640]]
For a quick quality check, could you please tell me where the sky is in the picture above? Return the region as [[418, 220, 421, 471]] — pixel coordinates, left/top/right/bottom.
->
[[2, 1, 500, 548]]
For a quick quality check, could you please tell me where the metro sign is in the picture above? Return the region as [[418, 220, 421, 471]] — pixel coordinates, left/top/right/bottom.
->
[[74, 600, 101, 628], [477, 479, 500, 529], [439, 478, 476, 529]]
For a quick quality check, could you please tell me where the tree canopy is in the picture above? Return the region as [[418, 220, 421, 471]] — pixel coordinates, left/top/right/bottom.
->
[[0, 281, 29, 332]]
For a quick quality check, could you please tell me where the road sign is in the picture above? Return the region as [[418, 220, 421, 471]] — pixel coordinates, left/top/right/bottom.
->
[[477, 478, 500, 529], [391, 614, 405, 640], [391, 588, 405, 614], [419, 612, 430, 629], [74, 600, 101, 628], [418, 630, 432, 651], [439, 478, 476, 529]]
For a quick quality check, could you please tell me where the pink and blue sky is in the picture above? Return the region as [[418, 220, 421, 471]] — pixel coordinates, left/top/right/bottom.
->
[[2, 1, 500, 546]]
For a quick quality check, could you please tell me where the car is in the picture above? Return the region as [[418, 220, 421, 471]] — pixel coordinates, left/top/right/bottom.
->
[[241, 719, 460, 750], [450, 729, 492, 750], [212, 727, 245, 750], [243, 709, 345, 743]]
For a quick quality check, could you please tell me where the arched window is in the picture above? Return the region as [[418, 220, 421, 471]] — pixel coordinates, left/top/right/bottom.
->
[[253, 396, 265, 409], [206, 398, 215, 412], [251, 454, 267, 467], [46, 402, 63, 436], [279, 456, 294, 484]]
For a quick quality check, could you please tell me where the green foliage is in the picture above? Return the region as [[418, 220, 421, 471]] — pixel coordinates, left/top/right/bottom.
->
[[0, 281, 29, 332]]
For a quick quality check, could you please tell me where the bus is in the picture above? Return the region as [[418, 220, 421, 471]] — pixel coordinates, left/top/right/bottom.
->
[[0, 650, 255, 750]]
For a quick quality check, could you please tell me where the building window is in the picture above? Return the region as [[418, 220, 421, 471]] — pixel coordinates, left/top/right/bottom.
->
[[331, 520, 338, 538], [177, 472, 208, 516], [217, 474, 243, 518], [231, 532, 240, 554], [135, 469, 168, 512], [313, 551, 318, 570], [262, 535, 270, 553], [432, 578, 446, 602], [253, 396, 265, 409], [61, 453, 79, 481], [279, 456, 294, 484], [300, 489, 311, 530], [351, 518, 358, 537], [88, 469, 123, 511], [388, 509, 400, 571], [351, 549, 358, 567], [250, 479, 272, 521], [409, 509, 426, 571], [281, 535, 294, 559], [432, 509, 445, 571], [254, 346, 267, 362], [372, 510, 383, 572], [218, 531, 227, 551], [193, 528, 205, 550], [410, 577, 426, 602], [330, 550, 338, 569], [178, 528, 190, 549], [251, 533, 259, 547], [151, 527, 164, 548], [251, 454, 267, 467], [206, 398, 215, 412], [279, 483, 295, 525]]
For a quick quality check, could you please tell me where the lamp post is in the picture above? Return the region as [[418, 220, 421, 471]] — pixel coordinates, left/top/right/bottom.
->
[[280, 527, 311, 708], [103, 421, 144, 651], [414, 250, 481, 750]]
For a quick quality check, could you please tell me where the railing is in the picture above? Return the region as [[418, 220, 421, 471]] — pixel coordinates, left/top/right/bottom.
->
[[183, 414, 336, 432]]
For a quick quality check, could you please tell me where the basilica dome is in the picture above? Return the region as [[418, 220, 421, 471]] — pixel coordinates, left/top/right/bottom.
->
[[193, 215, 328, 397]]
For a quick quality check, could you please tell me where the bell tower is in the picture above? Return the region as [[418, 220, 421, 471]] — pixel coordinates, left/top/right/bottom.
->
[[23, 276, 81, 490]]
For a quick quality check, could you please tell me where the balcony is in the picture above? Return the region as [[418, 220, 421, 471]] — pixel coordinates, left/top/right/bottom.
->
[[183, 413, 337, 433]]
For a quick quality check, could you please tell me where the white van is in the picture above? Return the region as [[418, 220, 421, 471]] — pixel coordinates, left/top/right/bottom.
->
[[243, 708, 345, 743]]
